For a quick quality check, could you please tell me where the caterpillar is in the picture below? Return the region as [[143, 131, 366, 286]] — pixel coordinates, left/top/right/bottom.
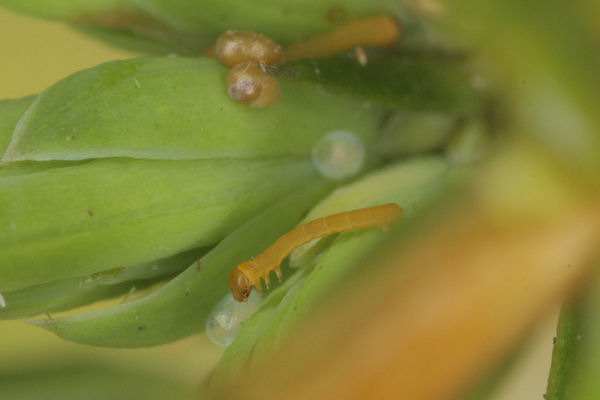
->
[[229, 203, 402, 302]]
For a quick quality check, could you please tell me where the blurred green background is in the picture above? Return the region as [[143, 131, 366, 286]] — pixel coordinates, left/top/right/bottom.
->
[[0, 6, 559, 399]]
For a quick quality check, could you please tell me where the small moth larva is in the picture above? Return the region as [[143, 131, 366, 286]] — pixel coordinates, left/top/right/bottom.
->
[[229, 203, 403, 302]]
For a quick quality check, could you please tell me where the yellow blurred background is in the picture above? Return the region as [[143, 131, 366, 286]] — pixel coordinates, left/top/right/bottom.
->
[[0, 6, 555, 399], [0, 7, 136, 99]]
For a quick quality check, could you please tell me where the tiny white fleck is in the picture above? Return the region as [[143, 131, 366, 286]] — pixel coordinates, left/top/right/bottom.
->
[[0, 293, 6, 308], [134, 78, 141, 88], [167, 53, 178, 58], [355, 47, 367, 66]]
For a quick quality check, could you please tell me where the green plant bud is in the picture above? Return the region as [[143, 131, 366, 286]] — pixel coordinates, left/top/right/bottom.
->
[[0, 160, 85, 179], [28, 180, 333, 347], [133, 0, 406, 45], [0, 157, 316, 292], [289, 156, 453, 267], [374, 111, 459, 157], [0, 0, 210, 55], [302, 156, 452, 222], [2, 57, 380, 162], [0, 0, 134, 19], [211, 156, 457, 386], [445, 119, 489, 165], [1, 1, 408, 55], [0, 96, 93, 180], [0, 247, 207, 319], [277, 50, 478, 112], [546, 272, 600, 400], [75, 25, 204, 57]]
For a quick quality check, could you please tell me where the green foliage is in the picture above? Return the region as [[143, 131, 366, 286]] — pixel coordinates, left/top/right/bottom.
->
[[0, 0, 599, 398], [547, 274, 600, 400], [113, 0, 405, 45], [2, 57, 379, 162], [0, 0, 134, 19], [211, 156, 455, 386], [31, 182, 333, 347], [0, 247, 206, 319], [278, 50, 477, 112], [0, 96, 36, 151], [1, 157, 316, 291]]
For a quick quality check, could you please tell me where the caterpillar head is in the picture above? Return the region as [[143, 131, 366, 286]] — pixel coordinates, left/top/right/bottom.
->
[[229, 265, 253, 302]]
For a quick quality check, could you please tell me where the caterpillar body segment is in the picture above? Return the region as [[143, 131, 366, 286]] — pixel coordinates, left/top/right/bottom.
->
[[229, 203, 402, 302]]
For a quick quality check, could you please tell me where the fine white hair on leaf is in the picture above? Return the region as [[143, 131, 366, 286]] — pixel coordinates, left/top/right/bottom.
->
[[0, 293, 6, 308]]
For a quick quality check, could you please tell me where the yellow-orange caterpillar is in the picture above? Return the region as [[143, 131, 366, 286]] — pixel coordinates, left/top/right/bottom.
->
[[229, 203, 402, 302]]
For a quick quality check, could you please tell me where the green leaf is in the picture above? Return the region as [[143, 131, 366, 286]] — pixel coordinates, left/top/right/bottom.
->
[[0, 157, 315, 291], [277, 50, 478, 112], [0, 0, 134, 19], [0, 160, 85, 180], [1, 57, 381, 162], [0, 247, 207, 319], [0, 0, 208, 55], [133, 0, 406, 45], [74, 25, 203, 57], [373, 111, 459, 157], [29, 180, 333, 347], [0, 95, 36, 154], [300, 156, 452, 222], [1, 0, 410, 55], [0, 364, 191, 400], [546, 271, 600, 400], [211, 156, 456, 385]]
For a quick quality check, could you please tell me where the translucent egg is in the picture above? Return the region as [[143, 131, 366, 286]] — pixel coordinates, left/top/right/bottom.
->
[[206, 291, 262, 347], [311, 130, 365, 180]]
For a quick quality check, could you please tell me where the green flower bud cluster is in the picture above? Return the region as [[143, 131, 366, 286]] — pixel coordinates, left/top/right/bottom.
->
[[0, 1, 482, 350], [0, 56, 383, 345], [1, 0, 408, 55]]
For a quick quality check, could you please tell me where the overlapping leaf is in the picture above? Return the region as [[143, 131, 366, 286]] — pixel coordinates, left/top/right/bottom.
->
[[30, 181, 333, 347], [2, 57, 380, 162]]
